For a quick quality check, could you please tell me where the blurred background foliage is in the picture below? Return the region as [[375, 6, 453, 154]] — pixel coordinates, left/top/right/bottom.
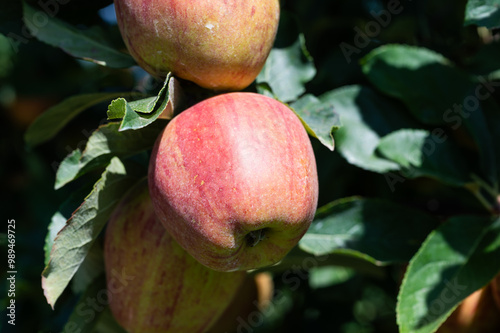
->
[[1, 0, 499, 332]]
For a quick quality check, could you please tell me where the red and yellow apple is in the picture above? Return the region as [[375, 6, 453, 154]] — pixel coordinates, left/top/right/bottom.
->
[[148, 92, 319, 272], [114, 0, 280, 91], [104, 180, 246, 333]]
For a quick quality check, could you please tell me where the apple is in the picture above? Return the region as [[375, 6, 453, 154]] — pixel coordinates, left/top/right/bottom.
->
[[114, 0, 280, 91], [208, 272, 274, 333], [436, 284, 500, 333], [148, 92, 319, 272], [492, 273, 500, 312], [104, 180, 247, 333]]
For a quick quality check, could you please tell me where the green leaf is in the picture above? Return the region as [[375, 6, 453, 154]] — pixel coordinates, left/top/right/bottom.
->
[[44, 184, 94, 266], [361, 45, 475, 125], [54, 150, 82, 189], [23, 3, 135, 68], [257, 34, 316, 102], [318, 85, 418, 173], [42, 158, 143, 308], [107, 75, 172, 131], [363, 45, 498, 188], [290, 94, 341, 151], [93, 307, 129, 333], [62, 275, 127, 333], [71, 241, 104, 294], [465, 0, 500, 28], [0, 34, 14, 77], [299, 197, 438, 265], [309, 266, 356, 289], [44, 212, 68, 267], [362, 45, 498, 190], [397, 215, 500, 333], [460, 96, 499, 193], [62, 275, 106, 333], [483, 98, 500, 187], [55, 120, 166, 189], [377, 129, 473, 187], [467, 42, 500, 77], [25, 92, 142, 147]]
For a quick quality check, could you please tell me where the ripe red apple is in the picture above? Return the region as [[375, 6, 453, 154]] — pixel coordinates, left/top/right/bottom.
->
[[104, 180, 246, 333], [114, 0, 280, 91], [148, 92, 319, 272]]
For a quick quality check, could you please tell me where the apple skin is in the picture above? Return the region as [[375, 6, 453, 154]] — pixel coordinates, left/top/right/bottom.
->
[[104, 180, 247, 333], [492, 273, 500, 312], [436, 284, 500, 333], [148, 92, 319, 272], [208, 272, 274, 333], [114, 0, 280, 91]]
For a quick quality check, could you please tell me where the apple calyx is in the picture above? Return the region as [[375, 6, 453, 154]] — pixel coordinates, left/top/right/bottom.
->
[[246, 228, 269, 248]]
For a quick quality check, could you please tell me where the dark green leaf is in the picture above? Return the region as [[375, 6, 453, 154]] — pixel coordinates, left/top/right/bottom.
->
[[299, 197, 438, 265], [25, 92, 142, 147], [71, 241, 104, 294], [274, 247, 385, 278], [465, 0, 500, 28], [257, 34, 316, 102], [460, 97, 499, 193], [23, 3, 135, 68], [93, 307, 129, 333], [42, 158, 143, 308], [397, 215, 500, 333], [63, 275, 107, 333], [483, 98, 500, 187], [467, 42, 500, 77], [362, 45, 498, 190], [377, 129, 473, 187], [62, 275, 127, 333], [44, 183, 94, 266], [361, 45, 475, 125], [290, 94, 341, 151], [318, 85, 418, 173], [54, 121, 166, 189]]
